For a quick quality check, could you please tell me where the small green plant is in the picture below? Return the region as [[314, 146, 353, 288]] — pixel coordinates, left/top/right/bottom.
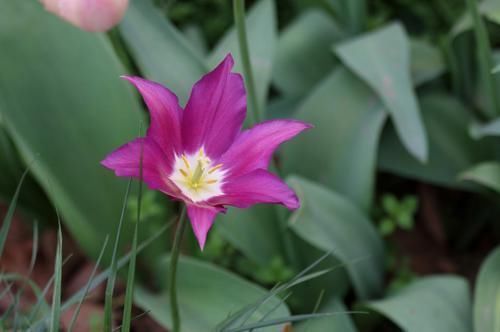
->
[[377, 194, 418, 236]]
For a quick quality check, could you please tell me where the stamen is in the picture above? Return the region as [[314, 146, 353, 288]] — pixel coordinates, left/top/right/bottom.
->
[[191, 161, 204, 184], [208, 164, 223, 174], [205, 179, 217, 184], [179, 169, 188, 177], [181, 155, 190, 169]]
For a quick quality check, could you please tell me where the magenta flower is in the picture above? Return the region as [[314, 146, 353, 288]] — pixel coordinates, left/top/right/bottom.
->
[[102, 54, 311, 249]]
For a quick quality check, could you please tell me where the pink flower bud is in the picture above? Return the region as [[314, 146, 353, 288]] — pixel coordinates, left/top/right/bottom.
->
[[41, 0, 129, 32]]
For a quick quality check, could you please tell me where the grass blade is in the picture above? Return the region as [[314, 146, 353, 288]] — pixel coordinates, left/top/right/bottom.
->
[[49, 223, 63, 332], [226, 311, 368, 332], [0, 166, 31, 257], [104, 179, 133, 331], [121, 127, 144, 332], [30, 218, 174, 329], [68, 236, 109, 332]]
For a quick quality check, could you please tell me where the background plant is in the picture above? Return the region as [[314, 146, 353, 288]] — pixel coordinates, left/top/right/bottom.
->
[[1, 0, 500, 331]]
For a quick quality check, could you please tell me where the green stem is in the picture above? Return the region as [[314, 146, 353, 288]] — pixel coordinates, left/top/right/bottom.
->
[[234, 0, 262, 123], [169, 205, 187, 332]]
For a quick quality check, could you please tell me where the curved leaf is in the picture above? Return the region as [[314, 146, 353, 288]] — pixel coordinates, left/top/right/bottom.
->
[[460, 162, 500, 193], [120, 0, 207, 104], [365, 276, 472, 332], [282, 67, 387, 212], [287, 176, 384, 299], [379, 94, 494, 189], [336, 23, 428, 162], [134, 256, 289, 332], [410, 39, 446, 86], [272, 9, 342, 97], [474, 246, 500, 332], [0, 0, 143, 260]]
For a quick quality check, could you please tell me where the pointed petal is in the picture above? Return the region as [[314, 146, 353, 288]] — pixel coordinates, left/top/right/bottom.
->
[[101, 138, 180, 196], [186, 205, 219, 250], [122, 76, 182, 156], [218, 119, 312, 177], [210, 169, 299, 210], [182, 54, 246, 159]]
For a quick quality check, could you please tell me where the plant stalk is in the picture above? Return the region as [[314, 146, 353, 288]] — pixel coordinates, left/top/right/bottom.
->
[[234, 0, 262, 123], [169, 205, 187, 332]]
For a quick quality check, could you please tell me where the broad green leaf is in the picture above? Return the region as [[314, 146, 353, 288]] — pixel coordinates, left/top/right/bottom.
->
[[134, 256, 289, 332], [294, 297, 357, 332], [474, 246, 500, 332], [120, 0, 207, 104], [336, 23, 428, 162], [460, 162, 500, 193], [410, 39, 446, 86], [0, 0, 142, 260], [379, 94, 494, 189], [282, 67, 387, 212], [494, 63, 500, 73], [272, 10, 342, 97], [287, 176, 384, 299], [208, 0, 277, 111], [215, 205, 283, 265], [365, 276, 472, 332]]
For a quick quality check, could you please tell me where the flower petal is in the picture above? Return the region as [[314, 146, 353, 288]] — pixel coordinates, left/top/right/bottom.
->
[[101, 138, 180, 196], [218, 119, 312, 177], [186, 204, 219, 250], [182, 54, 246, 159], [210, 169, 299, 210], [122, 76, 182, 158]]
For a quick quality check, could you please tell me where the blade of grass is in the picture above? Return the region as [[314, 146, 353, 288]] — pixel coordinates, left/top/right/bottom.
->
[[216, 252, 333, 330], [303, 289, 325, 332], [68, 236, 109, 332], [28, 254, 73, 324], [226, 311, 368, 332], [104, 179, 133, 331], [466, 0, 500, 118], [0, 166, 31, 257], [49, 223, 63, 332], [112, 310, 151, 332], [121, 126, 144, 332], [31, 219, 174, 329]]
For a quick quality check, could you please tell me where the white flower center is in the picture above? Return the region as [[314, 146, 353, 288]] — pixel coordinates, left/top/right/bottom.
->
[[169, 148, 225, 202]]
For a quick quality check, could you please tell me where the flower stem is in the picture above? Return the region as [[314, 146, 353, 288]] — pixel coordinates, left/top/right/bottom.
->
[[233, 0, 262, 124], [169, 205, 187, 332]]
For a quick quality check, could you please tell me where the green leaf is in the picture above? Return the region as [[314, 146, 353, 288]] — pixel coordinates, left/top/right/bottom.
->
[[460, 162, 500, 193], [474, 246, 500, 332], [208, 0, 277, 111], [287, 176, 384, 299], [120, 0, 207, 104], [336, 23, 428, 162], [282, 67, 387, 212], [215, 205, 283, 265], [0, 0, 143, 261], [379, 94, 493, 189], [365, 276, 473, 332], [272, 9, 342, 97], [133, 255, 289, 332], [410, 39, 446, 86], [294, 297, 358, 332]]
